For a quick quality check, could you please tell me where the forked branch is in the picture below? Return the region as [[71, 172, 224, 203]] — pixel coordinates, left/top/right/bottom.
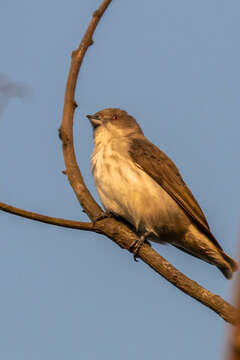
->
[[58, 0, 239, 324], [0, 0, 238, 325]]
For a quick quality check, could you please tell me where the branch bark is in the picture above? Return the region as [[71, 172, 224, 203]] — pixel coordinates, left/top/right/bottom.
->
[[59, 0, 113, 222], [58, 0, 239, 325], [0, 201, 95, 231]]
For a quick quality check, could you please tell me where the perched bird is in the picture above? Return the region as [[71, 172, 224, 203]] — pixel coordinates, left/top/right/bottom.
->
[[87, 108, 238, 279]]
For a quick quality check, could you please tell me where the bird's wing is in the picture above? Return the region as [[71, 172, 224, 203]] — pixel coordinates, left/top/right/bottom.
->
[[129, 137, 222, 250]]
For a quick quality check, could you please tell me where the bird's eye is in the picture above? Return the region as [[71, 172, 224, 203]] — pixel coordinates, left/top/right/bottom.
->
[[112, 115, 119, 120]]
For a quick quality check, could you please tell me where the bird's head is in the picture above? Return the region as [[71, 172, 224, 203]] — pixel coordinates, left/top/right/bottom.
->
[[87, 108, 143, 138]]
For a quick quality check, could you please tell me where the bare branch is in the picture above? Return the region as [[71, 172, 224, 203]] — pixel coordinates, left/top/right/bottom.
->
[[0, 198, 238, 323], [95, 218, 239, 325], [59, 0, 113, 222], [0, 201, 95, 231], [139, 247, 238, 325]]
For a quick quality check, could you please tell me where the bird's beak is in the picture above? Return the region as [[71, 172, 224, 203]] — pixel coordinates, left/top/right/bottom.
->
[[86, 114, 102, 128]]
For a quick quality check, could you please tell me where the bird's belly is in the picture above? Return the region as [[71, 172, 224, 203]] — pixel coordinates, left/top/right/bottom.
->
[[92, 152, 189, 238]]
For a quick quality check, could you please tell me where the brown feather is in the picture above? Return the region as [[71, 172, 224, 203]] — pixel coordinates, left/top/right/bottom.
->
[[129, 137, 222, 250]]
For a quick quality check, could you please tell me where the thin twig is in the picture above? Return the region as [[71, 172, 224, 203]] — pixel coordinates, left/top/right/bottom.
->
[[59, 0, 113, 222], [0, 201, 94, 231]]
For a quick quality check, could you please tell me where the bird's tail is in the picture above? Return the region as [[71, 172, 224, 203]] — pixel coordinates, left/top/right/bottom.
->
[[177, 225, 238, 279], [217, 250, 238, 279]]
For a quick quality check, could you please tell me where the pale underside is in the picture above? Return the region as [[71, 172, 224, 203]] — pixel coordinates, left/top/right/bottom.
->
[[91, 132, 210, 252], [92, 141, 189, 240]]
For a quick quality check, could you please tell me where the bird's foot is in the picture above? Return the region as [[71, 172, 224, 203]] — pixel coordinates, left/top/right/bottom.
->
[[130, 232, 151, 262], [93, 211, 113, 224]]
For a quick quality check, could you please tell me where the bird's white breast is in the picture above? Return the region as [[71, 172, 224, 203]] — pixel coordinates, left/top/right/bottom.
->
[[91, 129, 188, 237]]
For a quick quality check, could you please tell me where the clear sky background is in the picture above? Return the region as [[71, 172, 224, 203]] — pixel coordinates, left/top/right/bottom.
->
[[0, 1, 239, 359]]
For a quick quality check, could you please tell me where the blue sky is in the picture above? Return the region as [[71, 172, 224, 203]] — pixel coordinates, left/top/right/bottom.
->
[[0, 1, 239, 359]]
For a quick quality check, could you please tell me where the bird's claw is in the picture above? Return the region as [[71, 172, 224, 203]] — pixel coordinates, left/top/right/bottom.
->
[[93, 211, 113, 224], [133, 240, 144, 261], [130, 232, 151, 261]]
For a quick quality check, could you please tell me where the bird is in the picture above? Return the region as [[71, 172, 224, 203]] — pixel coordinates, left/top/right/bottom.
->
[[87, 108, 238, 279]]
